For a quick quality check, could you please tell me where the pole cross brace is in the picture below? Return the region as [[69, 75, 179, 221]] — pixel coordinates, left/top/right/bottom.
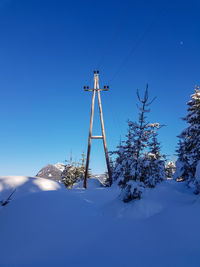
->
[[91, 136, 103, 139]]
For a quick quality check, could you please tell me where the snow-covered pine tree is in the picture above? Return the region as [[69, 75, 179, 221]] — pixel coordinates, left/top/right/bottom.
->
[[175, 86, 200, 193], [61, 164, 77, 188], [111, 85, 166, 202], [111, 124, 141, 199], [121, 85, 157, 201], [120, 160, 144, 202], [103, 155, 115, 186], [165, 160, 176, 178], [112, 85, 156, 201], [117, 126, 136, 187], [144, 123, 166, 187], [109, 138, 126, 182], [61, 151, 87, 188], [174, 139, 188, 181], [116, 127, 133, 187], [79, 151, 86, 180]]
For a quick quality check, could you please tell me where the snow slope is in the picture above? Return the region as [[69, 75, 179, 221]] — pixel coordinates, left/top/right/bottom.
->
[[0, 176, 200, 267]]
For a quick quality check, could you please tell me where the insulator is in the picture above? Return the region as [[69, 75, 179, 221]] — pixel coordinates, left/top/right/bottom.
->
[[104, 86, 106, 89], [107, 86, 109, 89], [87, 86, 89, 89], [97, 70, 99, 74], [84, 86, 86, 89], [94, 70, 96, 74]]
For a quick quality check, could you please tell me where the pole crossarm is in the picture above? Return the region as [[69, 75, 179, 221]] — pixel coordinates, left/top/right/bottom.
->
[[83, 70, 112, 189], [84, 89, 109, 92], [84, 87, 109, 92]]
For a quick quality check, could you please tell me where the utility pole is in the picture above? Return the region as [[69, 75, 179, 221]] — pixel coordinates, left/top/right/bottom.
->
[[83, 70, 112, 188]]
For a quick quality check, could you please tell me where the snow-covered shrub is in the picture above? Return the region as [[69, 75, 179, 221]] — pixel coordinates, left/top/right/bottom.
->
[[175, 86, 200, 192]]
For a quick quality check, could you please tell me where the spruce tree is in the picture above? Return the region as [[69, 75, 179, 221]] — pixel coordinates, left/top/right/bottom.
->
[[61, 151, 87, 188], [144, 123, 166, 187], [109, 138, 126, 182], [112, 85, 165, 202], [79, 151, 86, 180], [165, 160, 176, 178], [175, 86, 200, 192]]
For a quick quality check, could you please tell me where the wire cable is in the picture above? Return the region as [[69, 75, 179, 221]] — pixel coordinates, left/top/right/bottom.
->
[[109, 7, 164, 83]]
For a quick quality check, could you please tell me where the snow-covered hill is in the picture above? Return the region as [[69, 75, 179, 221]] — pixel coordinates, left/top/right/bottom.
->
[[36, 162, 65, 181], [0, 176, 200, 267]]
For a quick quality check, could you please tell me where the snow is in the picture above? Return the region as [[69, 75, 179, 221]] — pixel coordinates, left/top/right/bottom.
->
[[148, 152, 157, 159], [36, 162, 65, 181], [0, 176, 61, 200], [73, 178, 104, 189], [54, 162, 65, 172], [195, 160, 200, 182], [174, 159, 184, 180], [148, 122, 160, 128], [1, 176, 200, 266]]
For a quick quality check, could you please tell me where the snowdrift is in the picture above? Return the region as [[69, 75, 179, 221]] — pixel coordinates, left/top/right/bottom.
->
[[0, 176, 62, 201], [0, 176, 200, 267]]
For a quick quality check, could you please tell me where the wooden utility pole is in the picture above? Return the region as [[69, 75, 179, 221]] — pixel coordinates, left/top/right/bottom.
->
[[83, 71, 112, 188]]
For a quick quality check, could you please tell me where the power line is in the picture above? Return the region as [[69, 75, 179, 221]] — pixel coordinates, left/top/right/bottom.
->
[[99, 7, 163, 147], [109, 7, 164, 83], [84, 5, 165, 151]]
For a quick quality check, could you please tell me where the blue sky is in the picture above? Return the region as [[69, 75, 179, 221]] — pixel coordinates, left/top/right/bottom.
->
[[0, 0, 199, 176]]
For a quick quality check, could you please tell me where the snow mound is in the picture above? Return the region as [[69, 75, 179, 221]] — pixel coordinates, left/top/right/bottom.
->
[[102, 180, 195, 219], [0, 176, 62, 201]]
